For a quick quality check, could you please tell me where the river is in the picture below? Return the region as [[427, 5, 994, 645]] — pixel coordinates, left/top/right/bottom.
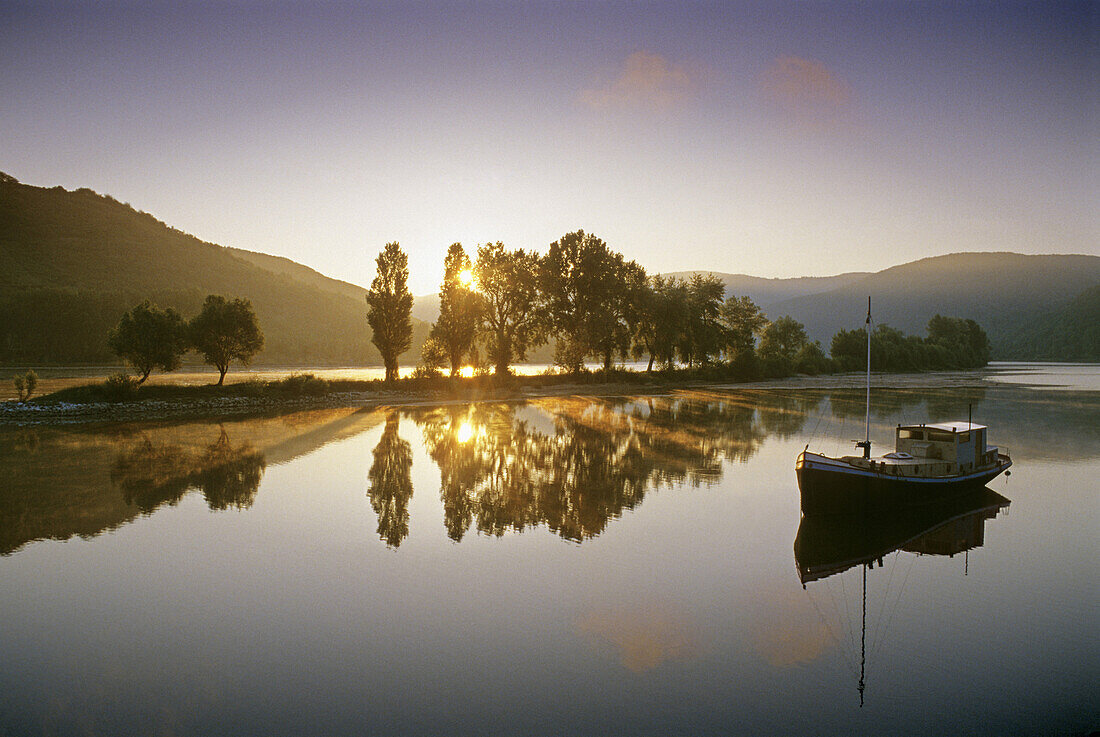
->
[[1, 365, 1096, 735]]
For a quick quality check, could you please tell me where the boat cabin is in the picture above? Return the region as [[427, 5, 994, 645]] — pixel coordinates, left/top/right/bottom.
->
[[894, 422, 998, 473]]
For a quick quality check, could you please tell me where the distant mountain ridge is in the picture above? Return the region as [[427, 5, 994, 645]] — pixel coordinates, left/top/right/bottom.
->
[[763, 252, 1100, 358], [2, 172, 1095, 365], [410, 271, 869, 325], [0, 174, 427, 365], [661, 271, 870, 309]]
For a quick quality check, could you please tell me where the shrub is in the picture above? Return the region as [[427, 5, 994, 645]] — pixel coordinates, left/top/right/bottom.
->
[[12, 370, 39, 402], [278, 373, 330, 397], [102, 372, 140, 401], [411, 365, 442, 380]]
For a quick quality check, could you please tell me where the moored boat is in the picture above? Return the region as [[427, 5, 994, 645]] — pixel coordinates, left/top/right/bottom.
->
[[795, 299, 1012, 515]]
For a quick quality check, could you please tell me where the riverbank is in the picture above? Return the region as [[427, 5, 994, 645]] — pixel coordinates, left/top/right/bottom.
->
[[0, 367, 1015, 426]]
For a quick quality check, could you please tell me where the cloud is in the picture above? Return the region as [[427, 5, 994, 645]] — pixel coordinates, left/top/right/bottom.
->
[[750, 589, 835, 668], [760, 56, 854, 127], [580, 51, 699, 111], [577, 604, 703, 673]]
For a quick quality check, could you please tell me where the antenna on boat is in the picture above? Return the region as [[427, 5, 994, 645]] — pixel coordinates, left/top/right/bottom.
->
[[856, 297, 872, 459]]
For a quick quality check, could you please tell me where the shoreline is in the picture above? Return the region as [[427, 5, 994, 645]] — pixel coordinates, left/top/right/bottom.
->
[[0, 369, 1026, 427]]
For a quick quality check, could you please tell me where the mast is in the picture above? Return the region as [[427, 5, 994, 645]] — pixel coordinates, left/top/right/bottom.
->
[[857, 297, 872, 458], [865, 296, 871, 451]]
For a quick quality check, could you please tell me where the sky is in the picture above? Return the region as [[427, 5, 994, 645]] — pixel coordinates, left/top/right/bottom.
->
[[2, 0, 1097, 295]]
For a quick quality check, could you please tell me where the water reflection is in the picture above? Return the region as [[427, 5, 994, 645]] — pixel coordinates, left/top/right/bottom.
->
[[794, 487, 1011, 706], [111, 429, 267, 513], [404, 394, 816, 545], [795, 487, 1011, 584], [0, 408, 379, 555], [366, 413, 414, 547], [2, 384, 1094, 557]]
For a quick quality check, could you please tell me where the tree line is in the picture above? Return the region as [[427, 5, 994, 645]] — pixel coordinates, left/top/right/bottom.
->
[[107, 295, 263, 385], [93, 229, 989, 388], [366, 230, 991, 380]]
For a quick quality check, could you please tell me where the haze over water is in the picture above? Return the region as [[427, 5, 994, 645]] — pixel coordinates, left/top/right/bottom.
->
[[1, 366, 1097, 735]]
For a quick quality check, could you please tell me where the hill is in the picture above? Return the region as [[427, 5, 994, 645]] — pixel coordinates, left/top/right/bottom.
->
[[0, 174, 428, 366], [662, 271, 869, 309], [996, 284, 1100, 361], [410, 271, 868, 326], [764, 253, 1100, 359]]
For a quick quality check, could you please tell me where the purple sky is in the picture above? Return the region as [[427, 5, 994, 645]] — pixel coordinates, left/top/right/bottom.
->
[[2, 1, 1096, 294]]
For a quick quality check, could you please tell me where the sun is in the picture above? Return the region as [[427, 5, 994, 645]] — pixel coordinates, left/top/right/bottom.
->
[[458, 268, 475, 287], [455, 420, 475, 444]]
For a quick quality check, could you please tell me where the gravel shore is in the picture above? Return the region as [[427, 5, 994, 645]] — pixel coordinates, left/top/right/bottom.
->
[[0, 369, 1008, 427]]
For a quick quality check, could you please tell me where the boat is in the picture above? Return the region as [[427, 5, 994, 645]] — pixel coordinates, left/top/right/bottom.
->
[[795, 298, 1012, 516]]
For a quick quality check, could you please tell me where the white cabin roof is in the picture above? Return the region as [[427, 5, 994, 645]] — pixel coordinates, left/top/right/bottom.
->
[[900, 421, 986, 433]]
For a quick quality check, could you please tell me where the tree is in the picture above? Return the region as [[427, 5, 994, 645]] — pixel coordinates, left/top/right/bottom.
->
[[793, 341, 831, 375], [366, 242, 414, 382], [415, 336, 449, 378], [189, 295, 264, 385], [107, 300, 187, 383], [926, 314, 990, 368], [683, 274, 726, 366], [475, 242, 544, 375], [830, 327, 867, 371], [636, 275, 689, 370], [759, 315, 809, 363], [541, 230, 646, 371], [720, 295, 767, 363], [430, 243, 483, 376]]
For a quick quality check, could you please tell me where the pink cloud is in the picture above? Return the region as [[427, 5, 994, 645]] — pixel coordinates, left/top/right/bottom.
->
[[760, 56, 854, 127], [580, 51, 699, 111]]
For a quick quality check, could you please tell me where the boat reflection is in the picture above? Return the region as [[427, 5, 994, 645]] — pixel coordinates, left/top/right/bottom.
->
[[794, 486, 1011, 585], [794, 486, 1010, 706]]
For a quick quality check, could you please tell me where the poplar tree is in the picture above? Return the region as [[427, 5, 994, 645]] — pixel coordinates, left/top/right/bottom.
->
[[366, 242, 414, 382], [430, 243, 483, 376]]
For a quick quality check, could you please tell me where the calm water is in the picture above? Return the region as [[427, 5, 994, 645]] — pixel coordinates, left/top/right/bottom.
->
[[1, 372, 1097, 735]]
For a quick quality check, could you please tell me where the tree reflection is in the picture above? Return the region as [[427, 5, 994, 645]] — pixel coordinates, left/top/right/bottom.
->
[[111, 428, 266, 513], [827, 386, 988, 423], [196, 430, 266, 510], [111, 438, 197, 512], [413, 394, 789, 543], [367, 412, 414, 547]]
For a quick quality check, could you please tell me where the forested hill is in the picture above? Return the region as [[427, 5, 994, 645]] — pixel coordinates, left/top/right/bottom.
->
[[764, 253, 1100, 360], [996, 284, 1100, 361], [662, 271, 869, 308], [0, 175, 426, 365]]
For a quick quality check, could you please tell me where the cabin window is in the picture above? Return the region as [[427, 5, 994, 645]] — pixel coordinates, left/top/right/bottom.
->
[[928, 431, 954, 443], [958, 432, 970, 442], [899, 429, 923, 440]]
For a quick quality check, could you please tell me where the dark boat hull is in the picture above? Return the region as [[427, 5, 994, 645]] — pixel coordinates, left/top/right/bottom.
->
[[796, 453, 1011, 516]]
